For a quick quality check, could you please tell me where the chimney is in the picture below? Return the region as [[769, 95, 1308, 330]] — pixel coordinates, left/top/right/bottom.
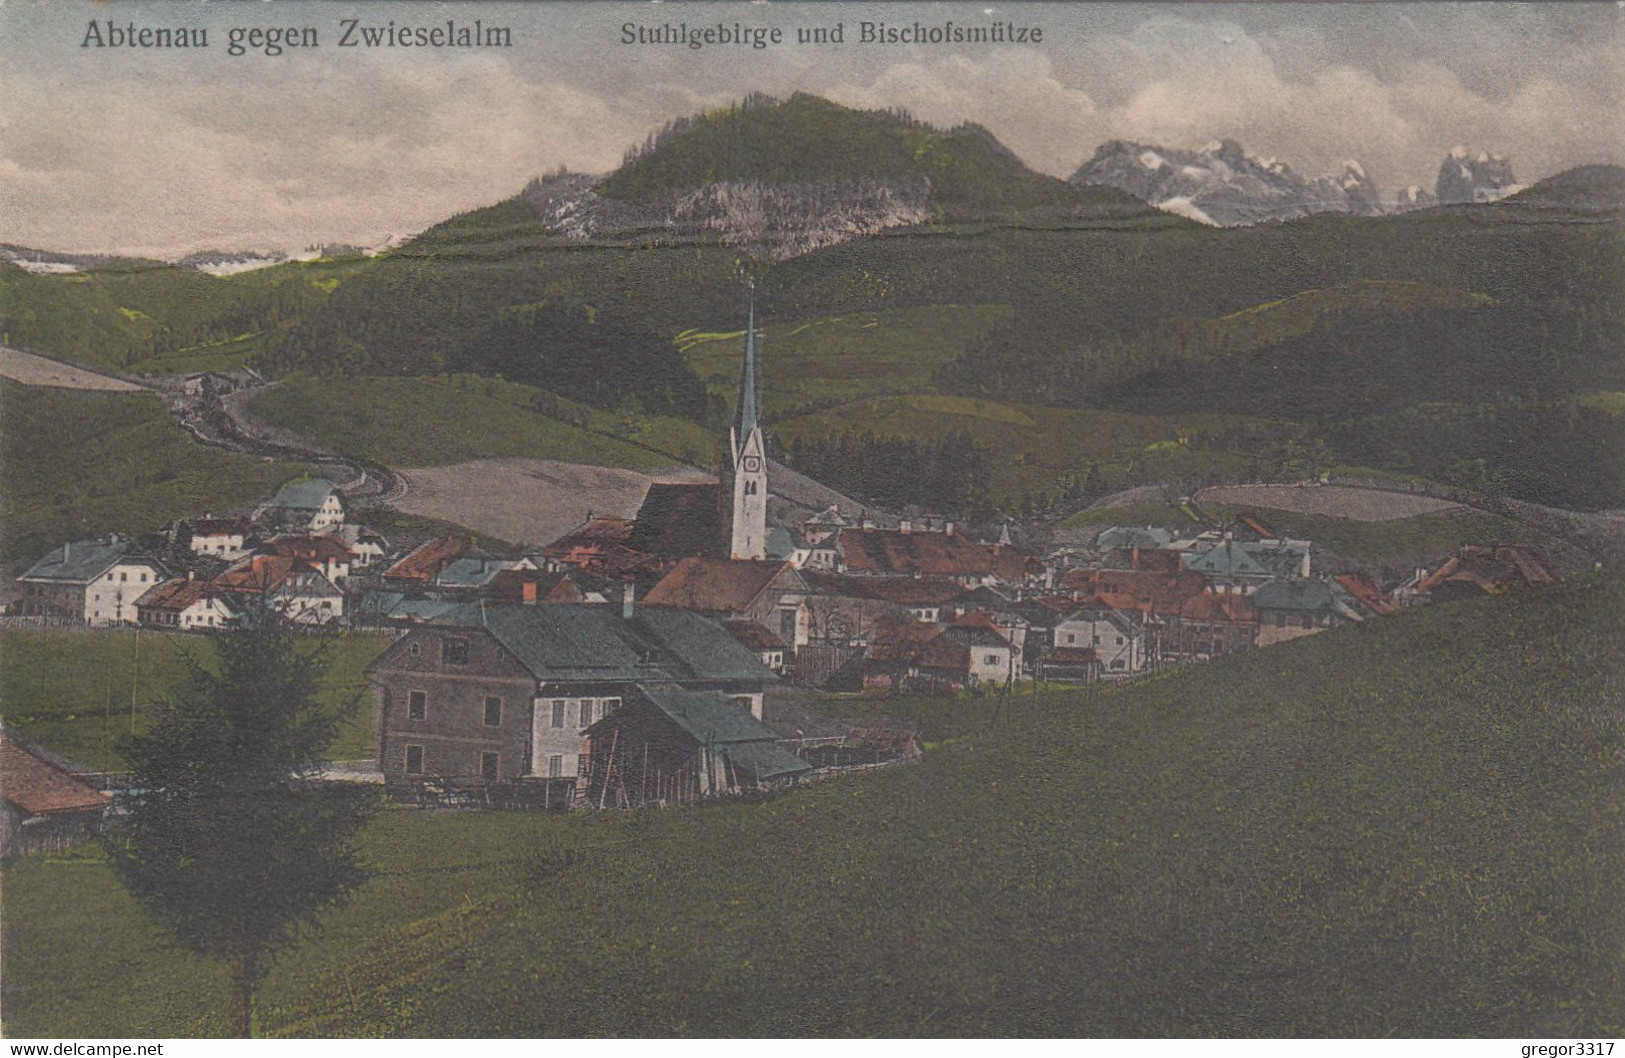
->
[[522, 579, 538, 605], [621, 579, 636, 620]]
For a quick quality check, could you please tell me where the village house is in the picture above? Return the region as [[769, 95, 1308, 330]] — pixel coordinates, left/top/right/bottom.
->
[[0, 727, 111, 857], [798, 571, 965, 645], [366, 596, 776, 796], [212, 554, 345, 625], [1253, 580, 1352, 646], [1034, 646, 1104, 682], [383, 535, 474, 586], [580, 687, 810, 806], [136, 576, 239, 631], [184, 516, 253, 561], [484, 568, 585, 606], [1411, 545, 1553, 603], [260, 534, 355, 586], [640, 557, 810, 649], [318, 523, 389, 567], [260, 477, 345, 532], [1049, 603, 1152, 677], [14, 536, 163, 626], [1181, 537, 1311, 594], [1167, 592, 1259, 660]]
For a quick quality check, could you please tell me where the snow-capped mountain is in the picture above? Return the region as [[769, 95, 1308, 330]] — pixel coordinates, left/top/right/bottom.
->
[[1068, 139, 1383, 226], [1436, 148, 1521, 205]]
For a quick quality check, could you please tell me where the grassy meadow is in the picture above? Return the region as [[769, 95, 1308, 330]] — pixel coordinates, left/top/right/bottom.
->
[[0, 628, 391, 769], [0, 381, 309, 565], [248, 374, 719, 470], [4, 573, 1620, 1037]]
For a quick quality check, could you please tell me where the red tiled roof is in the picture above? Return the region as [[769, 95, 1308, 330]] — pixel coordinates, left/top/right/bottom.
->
[[136, 577, 219, 613], [722, 620, 786, 651], [1045, 646, 1100, 665], [838, 528, 1035, 580], [213, 554, 299, 593], [1061, 567, 1209, 616], [0, 735, 110, 816], [1179, 592, 1258, 623], [866, 619, 944, 663], [1418, 545, 1553, 595], [1335, 573, 1396, 615], [800, 571, 966, 607], [484, 569, 582, 605], [541, 516, 635, 562], [384, 536, 469, 583], [917, 636, 971, 671], [644, 558, 792, 613]]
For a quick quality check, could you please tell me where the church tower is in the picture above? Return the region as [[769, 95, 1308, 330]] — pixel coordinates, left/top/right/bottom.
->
[[729, 296, 769, 561]]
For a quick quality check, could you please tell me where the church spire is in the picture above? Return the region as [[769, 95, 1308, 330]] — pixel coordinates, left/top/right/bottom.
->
[[735, 293, 760, 460]]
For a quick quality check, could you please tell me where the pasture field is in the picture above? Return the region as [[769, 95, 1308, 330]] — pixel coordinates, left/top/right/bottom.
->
[[0, 381, 309, 565], [1194, 484, 1460, 521], [0, 628, 390, 770], [0, 346, 145, 391], [1200, 504, 1549, 568], [393, 459, 710, 550], [679, 304, 1013, 419], [4, 572, 1620, 1036], [775, 394, 1268, 507], [249, 375, 718, 470]]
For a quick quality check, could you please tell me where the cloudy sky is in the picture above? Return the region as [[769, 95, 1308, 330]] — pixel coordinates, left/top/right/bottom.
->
[[1, 1, 1620, 257]]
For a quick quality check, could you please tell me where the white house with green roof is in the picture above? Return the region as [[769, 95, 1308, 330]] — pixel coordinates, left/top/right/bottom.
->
[[261, 477, 345, 531], [15, 537, 163, 625]]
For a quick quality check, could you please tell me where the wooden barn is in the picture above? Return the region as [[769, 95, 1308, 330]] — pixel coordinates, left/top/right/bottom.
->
[[581, 687, 809, 807]]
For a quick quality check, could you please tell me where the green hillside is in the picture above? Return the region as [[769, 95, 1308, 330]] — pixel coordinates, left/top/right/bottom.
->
[[680, 303, 1013, 419], [0, 381, 309, 564], [248, 375, 719, 470], [776, 395, 1270, 509], [5, 572, 1620, 1036]]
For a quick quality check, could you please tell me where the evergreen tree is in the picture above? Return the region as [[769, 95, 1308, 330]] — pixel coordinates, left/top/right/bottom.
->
[[103, 609, 372, 1037]]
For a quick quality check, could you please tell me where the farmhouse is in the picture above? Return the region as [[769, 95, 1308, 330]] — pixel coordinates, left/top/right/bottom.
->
[[0, 728, 111, 857], [136, 576, 239, 630], [184, 516, 253, 561], [1050, 604, 1150, 677], [260, 477, 345, 532], [580, 687, 809, 806], [260, 533, 355, 585], [14, 537, 163, 625], [1254, 580, 1350, 646], [212, 554, 345, 625], [367, 598, 775, 791]]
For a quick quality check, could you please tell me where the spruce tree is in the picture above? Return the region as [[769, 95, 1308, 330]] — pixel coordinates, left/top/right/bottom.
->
[[103, 609, 372, 1037]]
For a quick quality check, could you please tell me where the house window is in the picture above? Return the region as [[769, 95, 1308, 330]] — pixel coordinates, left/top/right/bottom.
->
[[481, 752, 500, 781], [731, 695, 754, 712], [1065, 634, 1076, 645], [985, 654, 1000, 665], [1093, 634, 1101, 645], [483, 696, 503, 727], [601, 697, 621, 714], [442, 638, 470, 666], [408, 642, 421, 657], [404, 745, 424, 774], [579, 700, 595, 727], [408, 690, 427, 721], [1116, 636, 1125, 646], [551, 700, 566, 728], [548, 754, 563, 778], [120, 572, 128, 582], [1111, 660, 1125, 671]]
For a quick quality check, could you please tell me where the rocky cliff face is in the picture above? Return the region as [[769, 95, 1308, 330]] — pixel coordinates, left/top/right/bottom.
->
[[1436, 148, 1520, 204], [520, 170, 931, 259], [1069, 139, 1382, 226]]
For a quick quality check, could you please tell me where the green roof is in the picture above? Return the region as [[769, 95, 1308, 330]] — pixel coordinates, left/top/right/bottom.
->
[[19, 538, 146, 584], [641, 687, 774, 745], [431, 603, 775, 685], [722, 739, 813, 780], [1254, 579, 1335, 612], [270, 477, 337, 510]]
